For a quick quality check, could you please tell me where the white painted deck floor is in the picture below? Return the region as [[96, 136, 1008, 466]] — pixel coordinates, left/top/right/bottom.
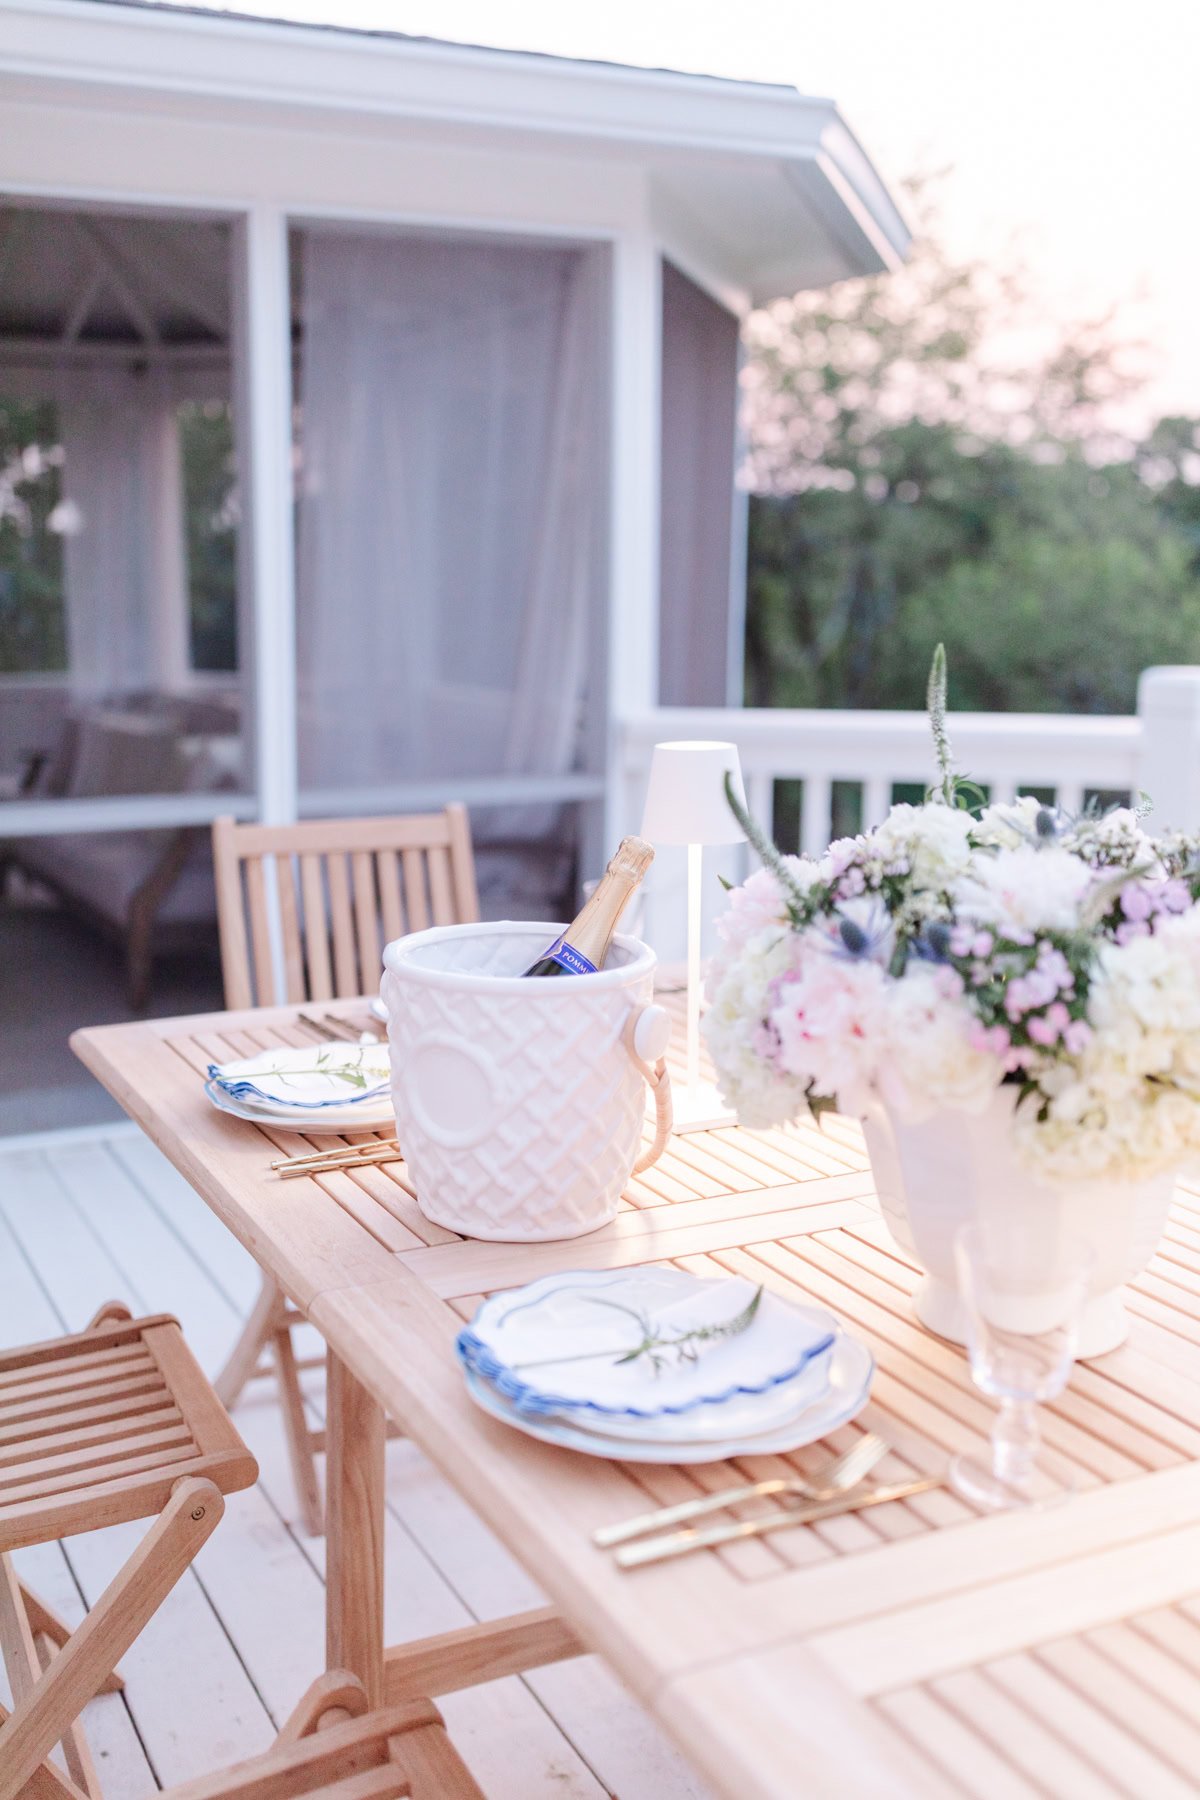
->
[[0, 1123, 713, 1800]]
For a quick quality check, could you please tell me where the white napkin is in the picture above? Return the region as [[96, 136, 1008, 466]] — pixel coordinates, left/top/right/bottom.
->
[[461, 1269, 836, 1417], [207, 1042, 391, 1110]]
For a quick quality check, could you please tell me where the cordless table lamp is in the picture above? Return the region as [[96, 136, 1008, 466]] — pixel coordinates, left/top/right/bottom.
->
[[641, 739, 746, 1132]]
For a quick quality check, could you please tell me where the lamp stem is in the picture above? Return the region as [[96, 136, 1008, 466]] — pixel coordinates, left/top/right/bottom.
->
[[687, 841, 702, 1105]]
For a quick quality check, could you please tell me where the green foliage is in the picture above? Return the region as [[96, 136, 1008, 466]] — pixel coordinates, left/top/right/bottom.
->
[[0, 398, 66, 674], [0, 394, 238, 679], [742, 177, 1200, 716], [180, 399, 238, 673]]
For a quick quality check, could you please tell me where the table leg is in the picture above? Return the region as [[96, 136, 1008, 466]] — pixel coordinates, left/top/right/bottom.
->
[[325, 1349, 385, 1704]]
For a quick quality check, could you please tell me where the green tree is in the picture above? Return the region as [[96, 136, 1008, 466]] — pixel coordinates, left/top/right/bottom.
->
[[0, 397, 65, 674], [180, 398, 239, 673], [742, 177, 1200, 715]]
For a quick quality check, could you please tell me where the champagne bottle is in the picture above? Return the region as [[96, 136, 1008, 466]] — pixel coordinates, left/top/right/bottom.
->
[[523, 836, 654, 977]]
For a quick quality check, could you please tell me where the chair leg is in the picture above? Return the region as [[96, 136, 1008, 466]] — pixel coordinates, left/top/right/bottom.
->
[[214, 1274, 286, 1410], [0, 1702, 85, 1800], [273, 1322, 324, 1537], [31, 1632, 103, 1800], [17, 1585, 122, 1693], [275, 1670, 369, 1744], [0, 1477, 224, 1800]]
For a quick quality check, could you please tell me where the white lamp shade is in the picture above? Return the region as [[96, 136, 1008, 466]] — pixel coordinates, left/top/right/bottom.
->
[[640, 740, 747, 847]]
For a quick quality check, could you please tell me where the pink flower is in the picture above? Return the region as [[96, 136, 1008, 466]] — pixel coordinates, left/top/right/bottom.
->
[[1115, 919, 1150, 946], [969, 1021, 1011, 1057], [972, 931, 994, 957], [826, 837, 861, 879], [1027, 1014, 1061, 1047], [715, 868, 789, 954], [770, 956, 889, 1113], [933, 966, 964, 999], [1121, 883, 1153, 923], [1063, 1020, 1093, 1055]]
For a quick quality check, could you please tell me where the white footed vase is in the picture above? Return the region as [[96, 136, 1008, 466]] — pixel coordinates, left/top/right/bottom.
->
[[381, 921, 671, 1242], [860, 1085, 1175, 1358]]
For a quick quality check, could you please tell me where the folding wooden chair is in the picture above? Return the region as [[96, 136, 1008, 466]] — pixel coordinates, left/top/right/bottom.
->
[[21, 1668, 483, 1800], [0, 1302, 258, 1800], [210, 807, 479, 1536]]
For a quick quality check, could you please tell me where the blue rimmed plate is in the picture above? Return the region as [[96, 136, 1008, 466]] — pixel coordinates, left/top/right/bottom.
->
[[203, 1078, 395, 1135], [463, 1332, 874, 1463], [455, 1267, 837, 1423]]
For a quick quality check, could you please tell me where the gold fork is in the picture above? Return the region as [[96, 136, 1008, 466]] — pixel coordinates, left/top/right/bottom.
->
[[592, 1431, 888, 1548], [615, 1476, 941, 1567]]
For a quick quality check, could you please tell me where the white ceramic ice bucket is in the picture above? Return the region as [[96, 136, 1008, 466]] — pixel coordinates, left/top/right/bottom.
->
[[381, 921, 671, 1242]]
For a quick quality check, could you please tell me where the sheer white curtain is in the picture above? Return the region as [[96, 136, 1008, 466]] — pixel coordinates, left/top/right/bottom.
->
[[56, 367, 188, 697], [296, 230, 601, 802]]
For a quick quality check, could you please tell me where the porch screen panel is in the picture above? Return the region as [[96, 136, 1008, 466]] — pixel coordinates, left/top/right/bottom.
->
[[658, 259, 742, 706], [296, 230, 602, 800]]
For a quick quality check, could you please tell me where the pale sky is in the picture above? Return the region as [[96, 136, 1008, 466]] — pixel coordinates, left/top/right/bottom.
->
[[160, 0, 1200, 428]]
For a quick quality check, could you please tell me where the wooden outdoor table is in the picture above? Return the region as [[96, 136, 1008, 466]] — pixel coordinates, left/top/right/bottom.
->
[[72, 999, 1200, 1800]]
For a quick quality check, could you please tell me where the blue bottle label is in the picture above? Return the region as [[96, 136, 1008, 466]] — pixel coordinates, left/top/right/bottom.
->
[[545, 936, 598, 976]]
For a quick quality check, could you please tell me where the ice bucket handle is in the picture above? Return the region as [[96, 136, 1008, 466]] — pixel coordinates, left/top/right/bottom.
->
[[624, 1004, 673, 1175]]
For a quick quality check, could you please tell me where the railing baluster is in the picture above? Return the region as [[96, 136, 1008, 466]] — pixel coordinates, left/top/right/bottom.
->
[[802, 774, 832, 860], [989, 776, 1017, 806], [745, 772, 775, 834], [1056, 781, 1085, 817], [862, 775, 890, 832]]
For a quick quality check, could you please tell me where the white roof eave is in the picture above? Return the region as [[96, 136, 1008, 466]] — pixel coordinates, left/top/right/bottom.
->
[[0, 0, 911, 291]]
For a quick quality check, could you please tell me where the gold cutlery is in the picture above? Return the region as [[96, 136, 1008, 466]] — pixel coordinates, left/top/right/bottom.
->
[[298, 1011, 348, 1041], [613, 1476, 941, 1568], [298, 1010, 384, 1045], [271, 1138, 405, 1181], [593, 1431, 888, 1548], [278, 1150, 409, 1182]]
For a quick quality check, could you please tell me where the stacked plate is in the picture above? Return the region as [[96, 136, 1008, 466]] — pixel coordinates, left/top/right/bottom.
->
[[456, 1267, 873, 1464], [205, 1041, 395, 1133]]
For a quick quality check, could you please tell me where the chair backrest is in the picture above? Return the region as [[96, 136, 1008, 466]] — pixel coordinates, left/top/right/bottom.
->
[[211, 807, 480, 1009]]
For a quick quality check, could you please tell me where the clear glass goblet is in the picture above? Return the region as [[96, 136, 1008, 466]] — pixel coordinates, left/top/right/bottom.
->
[[950, 1222, 1092, 1511]]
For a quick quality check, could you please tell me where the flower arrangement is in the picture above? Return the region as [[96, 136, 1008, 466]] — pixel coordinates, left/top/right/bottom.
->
[[704, 648, 1200, 1183]]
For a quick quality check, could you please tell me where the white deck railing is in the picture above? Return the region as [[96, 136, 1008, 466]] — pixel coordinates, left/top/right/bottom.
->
[[620, 666, 1200, 858]]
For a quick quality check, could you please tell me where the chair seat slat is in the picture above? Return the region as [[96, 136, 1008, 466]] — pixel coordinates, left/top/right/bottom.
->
[[0, 1320, 177, 1379], [0, 1388, 175, 1452], [0, 1418, 194, 1495], [0, 1355, 157, 1411], [0, 1370, 163, 1429], [0, 1437, 199, 1515]]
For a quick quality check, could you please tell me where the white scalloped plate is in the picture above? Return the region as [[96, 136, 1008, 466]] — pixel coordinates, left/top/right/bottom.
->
[[463, 1333, 874, 1463], [204, 1079, 395, 1135]]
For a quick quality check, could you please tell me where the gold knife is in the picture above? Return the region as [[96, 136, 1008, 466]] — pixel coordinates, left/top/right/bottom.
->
[[613, 1476, 941, 1568]]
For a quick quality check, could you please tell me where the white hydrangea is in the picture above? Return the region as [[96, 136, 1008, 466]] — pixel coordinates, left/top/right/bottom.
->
[[875, 967, 1003, 1122], [954, 845, 1094, 937], [973, 794, 1045, 850], [869, 801, 974, 889], [1019, 910, 1200, 1181], [702, 925, 807, 1128], [1064, 807, 1164, 877]]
